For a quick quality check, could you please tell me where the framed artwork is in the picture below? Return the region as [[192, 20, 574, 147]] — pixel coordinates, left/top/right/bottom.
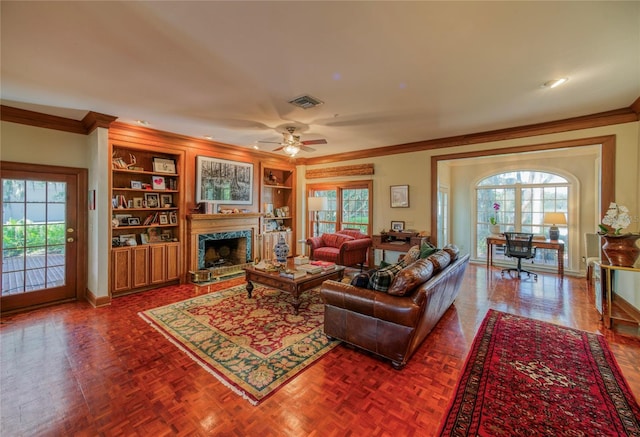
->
[[196, 156, 253, 204], [169, 211, 178, 224], [133, 197, 143, 208], [152, 157, 176, 174], [119, 234, 137, 246], [152, 175, 166, 190], [390, 185, 409, 208], [160, 194, 172, 207], [391, 221, 405, 232], [159, 213, 169, 225], [127, 217, 141, 226], [130, 181, 142, 189], [144, 193, 160, 208]]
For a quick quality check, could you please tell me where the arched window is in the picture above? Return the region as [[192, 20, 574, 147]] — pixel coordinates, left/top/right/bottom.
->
[[476, 171, 569, 267]]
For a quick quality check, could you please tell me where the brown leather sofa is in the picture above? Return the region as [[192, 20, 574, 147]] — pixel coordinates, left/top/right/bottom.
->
[[320, 250, 470, 369]]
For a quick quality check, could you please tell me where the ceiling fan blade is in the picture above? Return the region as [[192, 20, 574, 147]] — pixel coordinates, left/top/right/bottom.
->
[[272, 146, 285, 152], [300, 145, 316, 152], [301, 139, 327, 146], [258, 140, 282, 144]]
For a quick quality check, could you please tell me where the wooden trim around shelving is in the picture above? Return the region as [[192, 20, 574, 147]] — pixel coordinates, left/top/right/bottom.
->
[[1, 105, 117, 134], [306, 164, 374, 179]]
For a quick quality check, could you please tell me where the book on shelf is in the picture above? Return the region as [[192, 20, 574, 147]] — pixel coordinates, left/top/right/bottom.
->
[[297, 264, 323, 274], [279, 269, 306, 279]]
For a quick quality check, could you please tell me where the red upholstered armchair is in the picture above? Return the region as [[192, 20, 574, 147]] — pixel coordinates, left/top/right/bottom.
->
[[306, 229, 372, 268]]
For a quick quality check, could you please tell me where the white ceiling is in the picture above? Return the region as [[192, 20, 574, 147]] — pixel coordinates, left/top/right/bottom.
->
[[1, 1, 639, 158]]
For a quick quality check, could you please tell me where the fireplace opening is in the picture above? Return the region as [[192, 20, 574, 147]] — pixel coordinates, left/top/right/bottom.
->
[[203, 238, 246, 268], [198, 230, 252, 270]]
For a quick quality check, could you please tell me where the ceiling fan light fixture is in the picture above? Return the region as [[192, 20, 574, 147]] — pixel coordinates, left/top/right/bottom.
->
[[283, 144, 300, 156], [543, 77, 568, 88]]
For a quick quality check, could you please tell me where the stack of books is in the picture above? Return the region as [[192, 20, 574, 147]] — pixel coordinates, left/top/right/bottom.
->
[[297, 264, 323, 274], [310, 260, 336, 271], [279, 269, 306, 279]]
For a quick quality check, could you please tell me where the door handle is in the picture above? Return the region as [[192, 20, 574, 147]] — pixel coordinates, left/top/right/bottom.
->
[[67, 237, 74, 243]]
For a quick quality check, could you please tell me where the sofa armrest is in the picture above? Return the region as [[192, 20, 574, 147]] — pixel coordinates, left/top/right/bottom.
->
[[339, 237, 372, 254], [320, 280, 421, 327], [306, 236, 324, 252]]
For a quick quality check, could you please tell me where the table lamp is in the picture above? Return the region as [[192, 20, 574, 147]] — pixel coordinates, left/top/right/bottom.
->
[[543, 212, 566, 240], [308, 196, 328, 237]]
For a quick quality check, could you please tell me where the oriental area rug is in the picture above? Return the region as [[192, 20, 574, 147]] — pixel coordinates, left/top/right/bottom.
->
[[438, 309, 640, 436], [139, 283, 339, 405]]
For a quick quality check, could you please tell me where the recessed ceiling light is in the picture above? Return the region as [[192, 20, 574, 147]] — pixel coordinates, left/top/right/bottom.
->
[[136, 120, 149, 126], [543, 78, 569, 88], [203, 135, 213, 140]]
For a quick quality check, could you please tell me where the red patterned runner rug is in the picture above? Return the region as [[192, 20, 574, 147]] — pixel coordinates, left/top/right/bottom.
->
[[139, 283, 339, 405], [438, 310, 640, 436]]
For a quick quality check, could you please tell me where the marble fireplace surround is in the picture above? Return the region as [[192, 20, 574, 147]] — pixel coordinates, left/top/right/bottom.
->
[[187, 213, 261, 272]]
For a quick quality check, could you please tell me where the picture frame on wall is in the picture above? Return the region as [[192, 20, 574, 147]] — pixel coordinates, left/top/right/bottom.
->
[[196, 156, 253, 204], [391, 221, 405, 232], [152, 157, 176, 174], [390, 185, 409, 208]]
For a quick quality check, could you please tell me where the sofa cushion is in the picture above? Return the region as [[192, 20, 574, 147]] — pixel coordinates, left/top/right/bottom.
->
[[368, 260, 406, 292], [404, 245, 421, 264], [427, 250, 451, 273], [321, 233, 354, 248], [420, 241, 438, 259], [443, 244, 460, 261], [312, 247, 340, 263], [387, 258, 435, 296]]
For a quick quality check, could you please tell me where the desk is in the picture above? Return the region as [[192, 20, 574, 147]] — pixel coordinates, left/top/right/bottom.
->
[[486, 236, 564, 276], [372, 234, 427, 264], [600, 262, 640, 336]]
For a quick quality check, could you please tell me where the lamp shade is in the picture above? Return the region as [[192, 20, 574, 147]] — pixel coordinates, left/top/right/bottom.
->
[[308, 196, 328, 212], [543, 212, 567, 225]]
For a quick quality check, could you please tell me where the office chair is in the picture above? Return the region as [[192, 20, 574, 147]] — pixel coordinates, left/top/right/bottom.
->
[[501, 232, 537, 280], [584, 233, 601, 285]]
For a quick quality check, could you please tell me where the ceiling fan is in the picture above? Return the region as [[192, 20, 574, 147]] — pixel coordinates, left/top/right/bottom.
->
[[259, 127, 327, 157]]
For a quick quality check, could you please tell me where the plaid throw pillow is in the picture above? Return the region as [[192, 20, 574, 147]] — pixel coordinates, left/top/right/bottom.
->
[[368, 260, 406, 292]]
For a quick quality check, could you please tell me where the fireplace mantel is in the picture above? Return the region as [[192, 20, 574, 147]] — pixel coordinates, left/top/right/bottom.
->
[[187, 213, 262, 271]]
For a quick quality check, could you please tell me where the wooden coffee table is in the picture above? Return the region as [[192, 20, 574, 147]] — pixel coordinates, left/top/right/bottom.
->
[[244, 262, 345, 314]]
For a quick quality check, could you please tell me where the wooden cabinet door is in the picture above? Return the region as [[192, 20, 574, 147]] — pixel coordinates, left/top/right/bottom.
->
[[111, 247, 132, 293], [165, 242, 180, 281], [131, 245, 149, 288], [149, 244, 167, 284]]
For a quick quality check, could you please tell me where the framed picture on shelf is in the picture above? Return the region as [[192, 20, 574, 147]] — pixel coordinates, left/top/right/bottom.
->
[[169, 211, 178, 224], [147, 227, 161, 242], [144, 193, 160, 208], [152, 176, 166, 190], [196, 156, 253, 204], [115, 213, 132, 226], [140, 233, 149, 244], [127, 217, 141, 226], [390, 185, 409, 208], [160, 233, 172, 242], [391, 221, 405, 232], [160, 194, 172, 207], [159, 213, 169, 225], [130, 181, 142, 189], [119, 234, 137, 246], [133, 197, 143, 208], [152, 157, 176, 174]]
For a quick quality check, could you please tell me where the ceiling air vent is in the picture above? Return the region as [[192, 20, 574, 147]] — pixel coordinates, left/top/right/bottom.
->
[[288, 95, 324, 109]]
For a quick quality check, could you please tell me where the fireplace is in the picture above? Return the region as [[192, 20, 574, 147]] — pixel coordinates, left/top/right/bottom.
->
[[187, 213, 262, 276], [198, 230, 251, 269]]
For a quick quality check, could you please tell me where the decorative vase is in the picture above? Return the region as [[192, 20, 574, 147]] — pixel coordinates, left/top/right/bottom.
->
[[490, 224, 501, 235], [601, 234, 640, 267], [273, 234, 290, 262]]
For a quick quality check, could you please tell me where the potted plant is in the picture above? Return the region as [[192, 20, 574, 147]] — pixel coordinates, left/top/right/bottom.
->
[[598, 202, 640, 267], [489, 202, 501, 234]]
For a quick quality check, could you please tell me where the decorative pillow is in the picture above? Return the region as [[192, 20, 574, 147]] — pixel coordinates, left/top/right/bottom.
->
[[387, 258, 435, 296], [350, 272, 371, 288], [427, 250, 451, 273], [403, 245, 421, 265], [443, 244, 460, 261], [368, 260, 407, 292], [321, 233, 354, 248], [420, 241, 438, 259], [337, 229, 367, 239], [379, 259, 392, 268]]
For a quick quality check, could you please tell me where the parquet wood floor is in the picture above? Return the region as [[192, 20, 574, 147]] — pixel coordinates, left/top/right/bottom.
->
[[2, 265, 639, 436]]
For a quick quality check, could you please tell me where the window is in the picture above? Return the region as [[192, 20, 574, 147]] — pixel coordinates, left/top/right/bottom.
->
[[308, 181, 372, 237], [476, 171, 569, 267]]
